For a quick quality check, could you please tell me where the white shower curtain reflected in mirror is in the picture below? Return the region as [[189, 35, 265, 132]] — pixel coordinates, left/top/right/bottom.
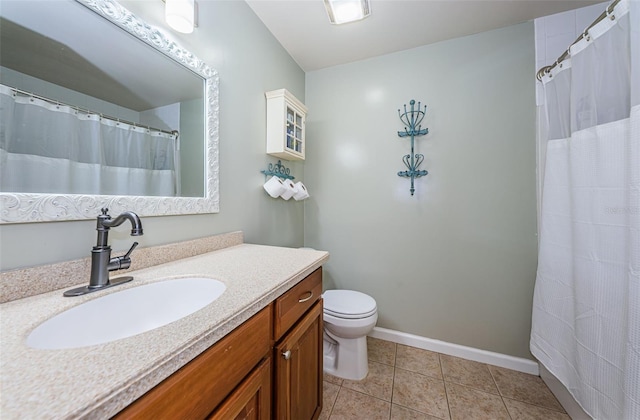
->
[[0, 85, 179, 197], [531, 1, 639, 419]]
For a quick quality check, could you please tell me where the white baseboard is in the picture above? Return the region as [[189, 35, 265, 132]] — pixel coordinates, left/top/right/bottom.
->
[[369, 327, 539, 376]]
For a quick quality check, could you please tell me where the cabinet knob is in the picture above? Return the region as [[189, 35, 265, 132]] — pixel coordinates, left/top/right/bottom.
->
[[282, 350, 291, 360]]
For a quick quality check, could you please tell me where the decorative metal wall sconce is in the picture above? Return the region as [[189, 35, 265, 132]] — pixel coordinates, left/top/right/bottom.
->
[[261, 160, 294, 180], [396, 99, 429, 196]]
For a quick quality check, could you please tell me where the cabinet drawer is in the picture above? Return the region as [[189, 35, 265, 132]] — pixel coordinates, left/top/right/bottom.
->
[[274, 267, 322, 341], [114, 304, 272, 420]]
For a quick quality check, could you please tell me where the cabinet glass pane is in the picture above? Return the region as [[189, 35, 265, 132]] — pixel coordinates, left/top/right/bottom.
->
[[287, 135, 294, 150], [295, 127, 302, 140], [287, 108, 295, 124], [295, 140, 302, 153], [295, 114, 302, 126]]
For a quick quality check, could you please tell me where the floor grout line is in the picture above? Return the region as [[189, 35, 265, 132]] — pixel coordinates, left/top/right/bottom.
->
[[440, 354, 453, 420], [389, 341, 397, 419]]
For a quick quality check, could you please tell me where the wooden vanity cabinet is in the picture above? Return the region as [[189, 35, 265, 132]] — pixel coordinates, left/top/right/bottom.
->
[[113, 267, 323, 420], [113, 306, 272, 419], [273, 268, 323, 420]]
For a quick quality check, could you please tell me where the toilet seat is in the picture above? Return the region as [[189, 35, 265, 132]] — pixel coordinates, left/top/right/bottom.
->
[[323, 290, 377, 319]]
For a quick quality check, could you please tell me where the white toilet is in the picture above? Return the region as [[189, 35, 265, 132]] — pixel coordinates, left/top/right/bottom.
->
[[322, 289, 378, 380]]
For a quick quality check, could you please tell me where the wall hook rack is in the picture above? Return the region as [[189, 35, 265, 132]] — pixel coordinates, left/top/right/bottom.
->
[[396, 99, 429, 196], [261, 160, 295, 180]]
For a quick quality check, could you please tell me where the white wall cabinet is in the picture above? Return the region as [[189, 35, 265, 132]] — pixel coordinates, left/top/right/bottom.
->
[[266, 89, 307, 161]]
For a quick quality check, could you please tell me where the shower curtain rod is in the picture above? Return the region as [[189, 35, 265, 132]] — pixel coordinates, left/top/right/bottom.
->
[[536, 0, 621, 81], [4, 84, 179, 138]]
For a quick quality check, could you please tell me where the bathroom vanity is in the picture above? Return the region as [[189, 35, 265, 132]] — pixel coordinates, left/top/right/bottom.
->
[[0, 238, 328, 419], [115, 268, 323, 419]]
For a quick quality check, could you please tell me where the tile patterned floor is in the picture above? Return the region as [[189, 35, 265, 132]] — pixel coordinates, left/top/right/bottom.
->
[[320, 337, 570, 420]]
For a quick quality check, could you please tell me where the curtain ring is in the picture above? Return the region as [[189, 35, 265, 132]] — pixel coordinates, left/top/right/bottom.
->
[[583, 29, 591, 42], [606, 6, 615, 20], [606, 2, 615, 17]]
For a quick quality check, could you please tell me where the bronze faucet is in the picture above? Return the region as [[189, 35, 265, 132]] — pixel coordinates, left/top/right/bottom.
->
[[64, 208, 143, 297]]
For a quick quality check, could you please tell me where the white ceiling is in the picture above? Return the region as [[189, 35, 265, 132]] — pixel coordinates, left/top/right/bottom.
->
[[245, 0, 603, 72]]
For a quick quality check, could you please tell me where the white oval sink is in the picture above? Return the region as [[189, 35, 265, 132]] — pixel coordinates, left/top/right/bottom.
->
[[27, 277, 226, 350]]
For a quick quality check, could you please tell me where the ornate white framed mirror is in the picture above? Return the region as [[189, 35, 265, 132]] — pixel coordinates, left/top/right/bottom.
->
[[0, 0, 219, 223]]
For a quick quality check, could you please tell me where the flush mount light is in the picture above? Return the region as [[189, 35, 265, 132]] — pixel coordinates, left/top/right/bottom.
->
[[324, 0, 371, 25], [165, 0, 196, 34]]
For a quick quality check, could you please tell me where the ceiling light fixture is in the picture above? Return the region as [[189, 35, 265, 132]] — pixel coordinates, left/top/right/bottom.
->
[[324, 0, 371, 25], [165, 0, 196, 34]]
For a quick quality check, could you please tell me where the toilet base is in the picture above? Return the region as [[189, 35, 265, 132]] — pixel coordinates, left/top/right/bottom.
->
[[323, 331, 369, 381]]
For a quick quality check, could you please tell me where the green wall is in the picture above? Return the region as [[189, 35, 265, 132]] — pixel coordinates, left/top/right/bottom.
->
[[0, 1, 306, 271], [304, 22, 538, 359], [1, 3, 539, 361]]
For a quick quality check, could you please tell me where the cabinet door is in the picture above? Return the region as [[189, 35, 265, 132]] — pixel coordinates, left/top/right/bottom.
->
[[275, 301, 323, 420], [208, 357, 271, 420]]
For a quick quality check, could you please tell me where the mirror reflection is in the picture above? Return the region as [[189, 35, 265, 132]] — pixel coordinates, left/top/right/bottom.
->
[[0, 0, 205, 198]]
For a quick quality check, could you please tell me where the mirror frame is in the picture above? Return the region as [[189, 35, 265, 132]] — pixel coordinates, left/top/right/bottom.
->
[[0, 0, 219, 224]]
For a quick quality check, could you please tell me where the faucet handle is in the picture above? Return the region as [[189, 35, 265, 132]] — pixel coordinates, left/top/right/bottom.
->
[[123, 241, 139, 259], [108, 242, 139, 271]]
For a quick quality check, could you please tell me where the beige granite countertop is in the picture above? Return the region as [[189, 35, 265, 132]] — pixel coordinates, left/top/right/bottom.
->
[[0, 244, 329, 419]]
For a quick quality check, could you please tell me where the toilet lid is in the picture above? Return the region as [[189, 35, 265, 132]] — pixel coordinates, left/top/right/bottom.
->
[[323, 290, 377, 319]]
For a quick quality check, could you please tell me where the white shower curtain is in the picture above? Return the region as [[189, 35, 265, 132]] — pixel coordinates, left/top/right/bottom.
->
[[531, 1, 639, 419], [0, 85, 179, 197]]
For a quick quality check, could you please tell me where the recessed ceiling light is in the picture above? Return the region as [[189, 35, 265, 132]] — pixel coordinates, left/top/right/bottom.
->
[[324, 0, 371, 25], [165, 0, 196, 34]]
